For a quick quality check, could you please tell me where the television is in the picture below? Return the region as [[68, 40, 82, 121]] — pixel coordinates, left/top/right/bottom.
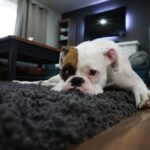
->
[[84, 7, 127, 40]]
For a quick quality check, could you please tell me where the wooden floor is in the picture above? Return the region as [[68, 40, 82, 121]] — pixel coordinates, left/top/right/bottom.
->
[[69, 109, 150, 150]]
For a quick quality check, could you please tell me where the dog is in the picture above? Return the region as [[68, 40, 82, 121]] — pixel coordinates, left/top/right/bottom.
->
[[14, 39, 150, 109], [46, 39, 150, 109]]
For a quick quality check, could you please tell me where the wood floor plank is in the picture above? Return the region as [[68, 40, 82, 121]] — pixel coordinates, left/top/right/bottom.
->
[[69, 109, 150, 150]]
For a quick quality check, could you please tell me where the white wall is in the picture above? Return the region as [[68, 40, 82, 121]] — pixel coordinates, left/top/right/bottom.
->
[[46, 8, 61, 48]]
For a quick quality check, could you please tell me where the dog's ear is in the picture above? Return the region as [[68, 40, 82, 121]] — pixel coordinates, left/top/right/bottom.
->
[[103, 48, 118, 71], [59, 47, 69, 69]]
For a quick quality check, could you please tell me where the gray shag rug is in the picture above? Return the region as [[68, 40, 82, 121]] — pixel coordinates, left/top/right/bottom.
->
[[0, 81, 137, 150]]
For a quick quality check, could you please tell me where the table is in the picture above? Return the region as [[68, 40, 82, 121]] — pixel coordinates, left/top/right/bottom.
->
[[0, 35, 60, 80]]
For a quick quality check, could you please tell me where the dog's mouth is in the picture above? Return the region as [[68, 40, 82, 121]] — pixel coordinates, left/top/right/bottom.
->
[[68, 88, 83, 94], [62, 85, 94, 94], [62, 76, 98, 94]]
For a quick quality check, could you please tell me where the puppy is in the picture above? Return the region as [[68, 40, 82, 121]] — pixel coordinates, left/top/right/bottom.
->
[[50, 39, 150, 109]]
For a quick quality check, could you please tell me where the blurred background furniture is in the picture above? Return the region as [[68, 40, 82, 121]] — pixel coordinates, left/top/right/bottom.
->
[[118, 40, 149, 85], [58, 19, 76, 48], [0, 36, 60, 81], [132, 59, 149, 84]]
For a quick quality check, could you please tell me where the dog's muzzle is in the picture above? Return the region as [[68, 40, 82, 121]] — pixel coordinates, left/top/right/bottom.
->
[[62, 76, 97, 94]]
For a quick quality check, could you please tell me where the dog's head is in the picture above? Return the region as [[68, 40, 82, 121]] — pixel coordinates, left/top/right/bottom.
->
[[59, 40, 119, 94]]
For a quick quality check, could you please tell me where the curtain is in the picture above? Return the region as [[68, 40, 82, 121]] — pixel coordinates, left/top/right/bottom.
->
[[14, 0, 48, 43]]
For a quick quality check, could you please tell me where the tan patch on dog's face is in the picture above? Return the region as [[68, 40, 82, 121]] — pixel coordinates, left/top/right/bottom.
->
[[63, 47, 78, 68], [60, 47, 78, 81]]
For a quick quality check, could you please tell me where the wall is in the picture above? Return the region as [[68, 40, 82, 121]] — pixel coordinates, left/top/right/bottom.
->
[[45, 7, 61, 77], [46, 7, 61, 47], [62, 0, 150, 51]]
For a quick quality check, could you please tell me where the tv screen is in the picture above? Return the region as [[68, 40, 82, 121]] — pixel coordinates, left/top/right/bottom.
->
[[84, 7, 126, 40]]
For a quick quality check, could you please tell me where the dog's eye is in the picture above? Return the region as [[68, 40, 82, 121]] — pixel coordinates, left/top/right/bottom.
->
[[89, 69, 97, 76], [62, 68, 70, 77], [61, 63, 76, 81], [63, 69, 69, 75]]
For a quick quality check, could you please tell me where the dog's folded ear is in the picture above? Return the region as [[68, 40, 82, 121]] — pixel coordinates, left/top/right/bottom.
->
[[59, 47, 69, 69], [103, 48, 118, 71]]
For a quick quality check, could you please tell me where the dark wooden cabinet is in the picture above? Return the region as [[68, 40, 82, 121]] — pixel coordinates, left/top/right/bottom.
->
[[58, 19, 76, 48]]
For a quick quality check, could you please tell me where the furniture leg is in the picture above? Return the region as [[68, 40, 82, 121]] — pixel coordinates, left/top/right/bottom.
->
[[8, 43, 17, 81]]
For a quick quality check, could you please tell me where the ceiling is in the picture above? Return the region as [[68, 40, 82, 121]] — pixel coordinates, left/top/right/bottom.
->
[[38, 0, 110, 13]]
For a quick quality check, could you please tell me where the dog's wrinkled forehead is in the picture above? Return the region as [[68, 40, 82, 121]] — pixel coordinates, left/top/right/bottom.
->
[[76, 41, 107, 69]]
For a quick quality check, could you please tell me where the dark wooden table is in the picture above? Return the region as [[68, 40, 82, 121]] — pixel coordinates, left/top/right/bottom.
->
[[0, 35, 60, 80]]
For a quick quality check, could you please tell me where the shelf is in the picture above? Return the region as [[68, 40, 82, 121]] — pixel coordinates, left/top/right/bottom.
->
[[59, 31, 68, 35], [59, 40, 68, 42], [58, 19, 76, 48]]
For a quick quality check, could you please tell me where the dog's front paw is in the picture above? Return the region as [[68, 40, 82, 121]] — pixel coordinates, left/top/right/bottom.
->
[[50, 81, 64, 92], [51, 86, 61, 91], [134, 88, 150, 109]]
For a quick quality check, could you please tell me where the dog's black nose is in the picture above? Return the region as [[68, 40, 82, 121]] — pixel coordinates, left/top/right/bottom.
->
[[70, 77, 84, 87]]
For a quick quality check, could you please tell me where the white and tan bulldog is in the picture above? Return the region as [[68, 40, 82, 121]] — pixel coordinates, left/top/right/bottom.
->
[[46, 39, 150, 109], [15, 39, 150, 109]]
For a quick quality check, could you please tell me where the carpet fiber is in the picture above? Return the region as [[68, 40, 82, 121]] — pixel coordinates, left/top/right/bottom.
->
[[0, 81, 137, 150]]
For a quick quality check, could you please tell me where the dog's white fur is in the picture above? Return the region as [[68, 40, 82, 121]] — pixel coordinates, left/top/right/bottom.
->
[[15, 39, 150, 108]]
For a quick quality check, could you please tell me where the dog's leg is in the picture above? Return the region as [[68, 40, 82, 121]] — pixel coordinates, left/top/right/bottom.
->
[[51, 80, 65, 92], [104, 48, 150, 108], [13, 74, 61, 86], [130, 70, 150, 108], [13, 80, 40, 84], [40, 74, 61, 86], [112, 67, 150, 108]]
